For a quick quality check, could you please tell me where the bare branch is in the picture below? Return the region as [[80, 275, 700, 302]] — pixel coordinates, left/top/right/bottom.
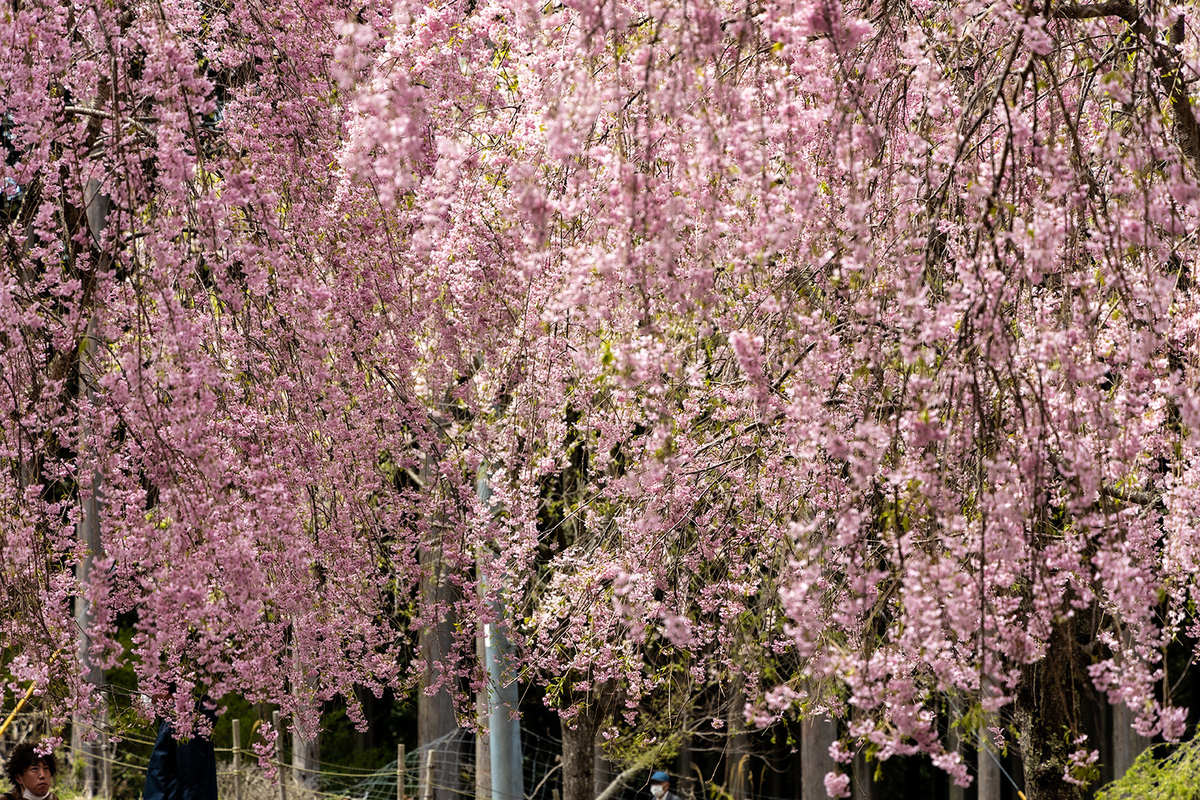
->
[[1100, 484, 1160, 507], [1052, 1, 1140, 23]]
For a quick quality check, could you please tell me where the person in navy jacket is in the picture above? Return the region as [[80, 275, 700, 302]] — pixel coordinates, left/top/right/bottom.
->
[[143, 700, 218, 800]]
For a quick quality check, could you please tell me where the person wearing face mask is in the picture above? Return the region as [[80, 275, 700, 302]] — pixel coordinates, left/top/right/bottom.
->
[[648, 771, 679, 800], [3, 743, 58, 800]]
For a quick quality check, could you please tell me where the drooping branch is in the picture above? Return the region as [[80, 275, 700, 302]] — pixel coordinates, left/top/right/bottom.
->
[[1052, 3, 1200, 168]]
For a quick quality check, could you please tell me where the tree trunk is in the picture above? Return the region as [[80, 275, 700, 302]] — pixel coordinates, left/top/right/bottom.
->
[[850, 750, 873, 800], [560, 682, 616, 800], [1014, 620, 1087, 800], [292, 725, 320, 791], [418, 544, 460, 800], [1167, 15, 1200, 171], [849, 709, 873, 800], [557, 415, 600, 800], [561, 712, 598, 800], [946, 726, 963, 800], [674, 707, 692, 800], [355, 687, 376, 754], [789, 745, 803, 800], [1112, 702, 1150, 780], [800, 717, 836, 800], [725, 700, 749, 800], [292, 653, 321, 793], [976, 723, 1000, 800], [73, 325, 103, 800]]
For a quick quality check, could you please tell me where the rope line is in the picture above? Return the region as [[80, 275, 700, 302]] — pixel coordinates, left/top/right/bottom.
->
[[1, 712, 723, 800]]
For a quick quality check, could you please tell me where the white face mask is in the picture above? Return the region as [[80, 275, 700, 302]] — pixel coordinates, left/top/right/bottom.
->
[[650, 786, 666, 798]]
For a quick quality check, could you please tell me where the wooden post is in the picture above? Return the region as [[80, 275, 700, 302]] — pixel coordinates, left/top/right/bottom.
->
[[233, 719, 244, 800], [274, 711, 287, 800], [420, 749, 435, 800], [397, 744, 406, 800]]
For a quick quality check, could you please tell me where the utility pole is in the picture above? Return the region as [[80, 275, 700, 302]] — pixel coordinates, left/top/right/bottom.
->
[[477, 468, 524, 800]]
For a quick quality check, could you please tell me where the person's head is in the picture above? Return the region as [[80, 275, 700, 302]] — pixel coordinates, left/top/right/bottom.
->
[[5, 743, 56, 797], [649, 772, 670, 798]]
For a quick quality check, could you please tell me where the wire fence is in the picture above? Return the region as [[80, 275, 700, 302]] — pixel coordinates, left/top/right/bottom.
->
[[283, 728, 711, 800], [0, 714, 614, 800], [0, 712, 777, 800]]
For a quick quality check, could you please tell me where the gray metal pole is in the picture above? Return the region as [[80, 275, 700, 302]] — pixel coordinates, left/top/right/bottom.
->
[[478, 469, 524, 800], [485, 620, 524, 800]]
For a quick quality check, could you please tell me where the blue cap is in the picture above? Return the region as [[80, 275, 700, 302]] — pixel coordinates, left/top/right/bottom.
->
[[650, 772, 670, 783]]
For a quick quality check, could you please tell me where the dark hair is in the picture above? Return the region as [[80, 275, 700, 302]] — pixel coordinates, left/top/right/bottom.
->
[[5, 743, 56, 788]]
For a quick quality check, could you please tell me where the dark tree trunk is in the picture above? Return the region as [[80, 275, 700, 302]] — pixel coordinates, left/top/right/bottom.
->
[[725, 701, 749, 800], [561, 684, 615, 800], [562, 711, 599, 800], [1014, 619, 1087, 800], [1167, 15, 1200, 171], [418, 545, 460, 800], [354, 687, 376, 753]]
